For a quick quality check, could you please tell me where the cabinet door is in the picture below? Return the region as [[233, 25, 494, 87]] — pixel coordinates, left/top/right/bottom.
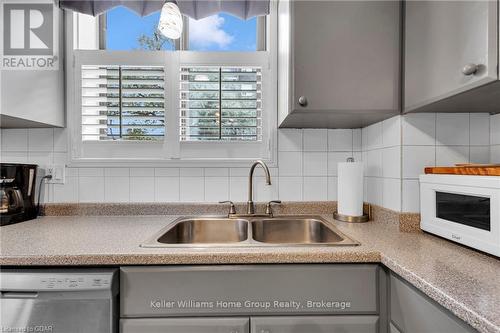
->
[[120, 318, 249, 333], [390, 274, 477, 333], [291, 1, 400, 113], [251, 316, 378, 333], [405, 1, 498, 111]]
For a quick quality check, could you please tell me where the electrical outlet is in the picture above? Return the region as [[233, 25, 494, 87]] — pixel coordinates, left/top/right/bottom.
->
[[46, 164, 65, 184]]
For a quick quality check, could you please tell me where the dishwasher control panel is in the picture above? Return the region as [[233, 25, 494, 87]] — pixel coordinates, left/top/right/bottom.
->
[[0, 270, 116, 292]]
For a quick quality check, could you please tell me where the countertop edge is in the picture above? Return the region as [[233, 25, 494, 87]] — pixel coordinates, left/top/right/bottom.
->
[[0, 251, 497, 333]]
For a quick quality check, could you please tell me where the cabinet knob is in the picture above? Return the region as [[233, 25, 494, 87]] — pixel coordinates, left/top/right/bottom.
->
[[298, 96, 308, 107], [462, 63, 479, 76]]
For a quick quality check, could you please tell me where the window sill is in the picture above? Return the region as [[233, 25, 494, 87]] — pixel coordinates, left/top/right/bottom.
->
[[67, 157, 277, 168]]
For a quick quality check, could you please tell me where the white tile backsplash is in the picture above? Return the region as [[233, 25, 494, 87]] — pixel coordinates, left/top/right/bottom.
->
[[303, 177, 328, 201], [130, 177, 154, 202], [28, 129, 53, 152], [491, 114, 500, 145], [278, 129, 302, 152], [402, 146, 435, 179], [327, 176, 338, 201], [491, 145, 500, 163], [105, 168, 129, 177], [402, 113, 435, 146], [204, 168, 229, 177], [53, 128, 68, 152], [1, 151, 28, 163], [303, 152, 328, 176], [436, 113, 469, 146], [303, 129, 328, 151], [383, 178, 401, 212], [402, 179, 420, 213], [435, 146, 469, 166], [179, 177, 204, 202], [79, 168, 104, 177], [278, 151, 303, 176], [382, 116, 401, 148], [204, 177, 229, 202], [130, 168, 154, 177], [328, 129, 352, 152], [1, 129, 28, 152], [382, 147, 401, 179], [52, 176, 78, 203], [366, 149, 383, 177], [155, 177, 180, 202], [254, 177, 279, 202], [180, 168, 204, 177], [105, 177, 130, 202], [229, 176, 247, 202], [470, 114, 490, 145], [3, 114, 494, 210], [470, 146, 490, 164], [278, 177, 303, 201], [327, 152, 352, 176], [78, 176, 104, 202], [155, 168, 180, 177]]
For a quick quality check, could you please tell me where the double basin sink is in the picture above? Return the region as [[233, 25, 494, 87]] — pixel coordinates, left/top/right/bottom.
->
[[142, 216, 359, 247]]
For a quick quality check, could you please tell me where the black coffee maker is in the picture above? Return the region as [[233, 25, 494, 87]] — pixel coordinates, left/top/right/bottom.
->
[[0, 163, 38, 226]]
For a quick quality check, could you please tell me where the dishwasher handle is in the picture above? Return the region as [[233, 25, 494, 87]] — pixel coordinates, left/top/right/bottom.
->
[[0, 291, 39, 298]]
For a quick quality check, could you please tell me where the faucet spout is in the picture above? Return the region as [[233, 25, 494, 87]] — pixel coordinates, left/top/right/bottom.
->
[[247, 160, 272, 214]]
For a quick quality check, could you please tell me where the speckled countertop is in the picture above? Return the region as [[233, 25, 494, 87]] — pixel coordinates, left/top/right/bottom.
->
[[1, 214, 499, 333]]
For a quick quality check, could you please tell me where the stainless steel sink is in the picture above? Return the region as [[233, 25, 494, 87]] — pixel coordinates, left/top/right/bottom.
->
[[147, 218, 248, 246], [251, 218, 344, 244], [141, 215, 359, 248]]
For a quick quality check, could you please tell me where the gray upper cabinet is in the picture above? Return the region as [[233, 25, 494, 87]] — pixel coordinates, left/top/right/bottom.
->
[[0, 5, 64, 128], [404, 1, 499, 113], [278, 0, 401, 128]]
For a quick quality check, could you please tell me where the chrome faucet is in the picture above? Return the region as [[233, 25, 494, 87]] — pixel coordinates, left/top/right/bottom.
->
[[247, 160, 272, 214]]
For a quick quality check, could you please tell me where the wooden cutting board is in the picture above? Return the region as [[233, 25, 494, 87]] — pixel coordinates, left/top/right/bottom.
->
[[425, 164, 500, 176]]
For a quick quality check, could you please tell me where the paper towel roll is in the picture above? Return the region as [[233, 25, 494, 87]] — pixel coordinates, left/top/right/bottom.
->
[[337, 161, 364, 216]]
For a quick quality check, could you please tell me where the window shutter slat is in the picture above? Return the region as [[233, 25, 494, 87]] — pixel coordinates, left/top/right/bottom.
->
[[179, 66, 262, 142], [81, 65, 165, 141]]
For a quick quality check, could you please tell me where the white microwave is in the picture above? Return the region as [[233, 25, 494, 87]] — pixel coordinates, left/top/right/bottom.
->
[[420, 174, 500, 257]]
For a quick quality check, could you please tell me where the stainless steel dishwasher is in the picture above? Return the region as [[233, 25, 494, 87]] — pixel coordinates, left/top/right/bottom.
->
[[0, 269, 118, 333]]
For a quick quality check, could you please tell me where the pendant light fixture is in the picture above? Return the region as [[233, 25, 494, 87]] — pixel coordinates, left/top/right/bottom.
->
[[158, 2, 183, 40]]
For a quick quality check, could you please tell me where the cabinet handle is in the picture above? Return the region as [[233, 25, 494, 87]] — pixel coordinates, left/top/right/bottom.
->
[[462, 63, 479, 76], [298, 96, 308, 107]]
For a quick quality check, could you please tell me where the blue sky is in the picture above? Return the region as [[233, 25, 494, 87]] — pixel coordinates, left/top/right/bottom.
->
[[106, 7, 257, 51]]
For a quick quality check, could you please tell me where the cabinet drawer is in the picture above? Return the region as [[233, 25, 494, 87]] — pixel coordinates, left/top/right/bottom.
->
[[120, 318, 249, 333], [121, 265, 379, 317], [390, 274, 476, 333], [251, 316, 379, 333]]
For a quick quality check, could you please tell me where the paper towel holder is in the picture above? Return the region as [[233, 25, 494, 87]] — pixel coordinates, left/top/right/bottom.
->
[[333, 205, 371, 223], [334, 156, 370, 222]]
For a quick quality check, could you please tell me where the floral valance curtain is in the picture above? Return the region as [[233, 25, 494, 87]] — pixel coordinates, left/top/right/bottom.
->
[[58, 0, 270, 20]]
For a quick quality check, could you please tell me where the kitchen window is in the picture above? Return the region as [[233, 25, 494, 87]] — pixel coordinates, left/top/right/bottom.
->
[[68, 6, 276, 166]]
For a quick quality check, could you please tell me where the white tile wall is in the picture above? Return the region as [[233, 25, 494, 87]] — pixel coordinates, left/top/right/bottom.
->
[[362, 116, 401, 212], [491, 114, 500, 163], [0, 127, 363, 203], [400, 113, 492, 213], [2, 113, 494, 211]]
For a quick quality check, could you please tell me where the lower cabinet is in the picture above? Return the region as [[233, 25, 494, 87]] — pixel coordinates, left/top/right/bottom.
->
[[120, 318, 250, 333], [390, 273, 476, 333], [251, 316, 379, 333], [120, 316, 378, 333]]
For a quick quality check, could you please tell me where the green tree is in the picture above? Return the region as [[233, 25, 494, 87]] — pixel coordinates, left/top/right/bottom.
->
[[137, 29, 173, 51]]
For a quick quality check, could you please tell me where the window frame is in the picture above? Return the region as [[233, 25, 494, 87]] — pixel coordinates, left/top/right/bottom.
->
[[66, 3, 278, 168]]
